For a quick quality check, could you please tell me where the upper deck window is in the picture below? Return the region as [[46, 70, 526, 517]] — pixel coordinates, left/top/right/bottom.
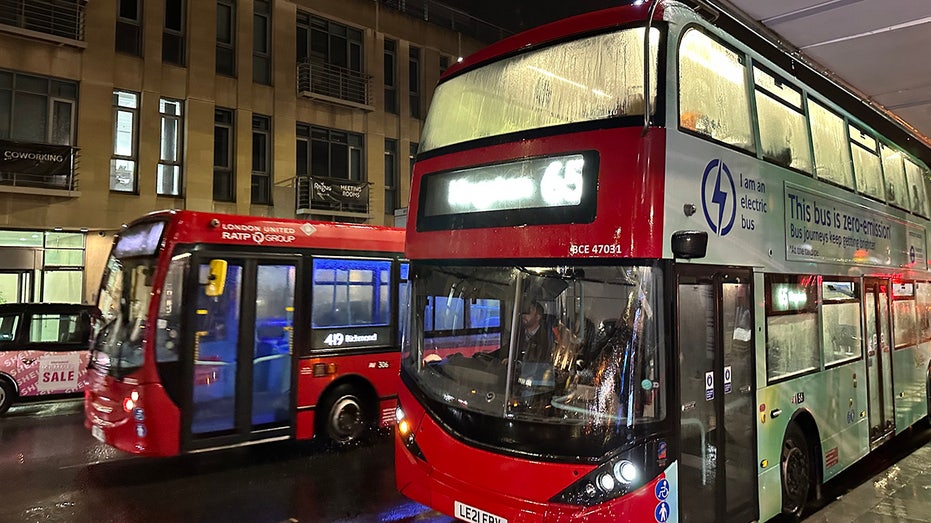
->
[[678, 29, 754, 152], [809, 100, 854, 190], [881, 144, 909, 210], [849, 125, 883, 200], [752, 66, 812, 172], [904, 157, 931, 217], [420, 28, 660, 152]]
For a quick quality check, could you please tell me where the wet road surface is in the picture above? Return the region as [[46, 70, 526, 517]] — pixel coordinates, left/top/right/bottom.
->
[[1, 398, 453, 523], [2, 398, 928, 522]]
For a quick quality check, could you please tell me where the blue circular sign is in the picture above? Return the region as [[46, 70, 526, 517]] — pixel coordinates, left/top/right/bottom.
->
[[655, 501, 671, 522], [655, 478, 669, 501], [701, 159, 736, 236]]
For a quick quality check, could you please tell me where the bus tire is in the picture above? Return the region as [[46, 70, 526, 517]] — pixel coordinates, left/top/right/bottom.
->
[[780, 422, 812, 519], [319, 384, 371, 446], [0, 377, 15, 416]]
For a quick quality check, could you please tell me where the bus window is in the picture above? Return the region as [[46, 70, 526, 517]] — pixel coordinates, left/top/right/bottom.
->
[[810, 99, 854, 189], [821, 280, 861, 366], [311, 257, 392, 329], [420, 28, 659, 152], [156, 254, 188, 364], [849, 125, 883, 200], [881, 144, 909, 209], [904, 157, 930, 217], [916, 282, 931, 343], [892, 282, 917, 349], [765, 274, 819, 381], [679, 29, 754, 151], [752, 66, 811, 172]]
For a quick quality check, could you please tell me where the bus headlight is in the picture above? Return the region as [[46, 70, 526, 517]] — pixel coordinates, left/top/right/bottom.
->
[[614, 460, 638, 484], [396, 403, 426, 462], [550, 449, 651, 507]]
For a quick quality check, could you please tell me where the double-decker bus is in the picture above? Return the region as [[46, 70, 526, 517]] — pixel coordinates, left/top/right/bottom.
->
[[394, 1, 931, 521], [85, 210, 407, 457]]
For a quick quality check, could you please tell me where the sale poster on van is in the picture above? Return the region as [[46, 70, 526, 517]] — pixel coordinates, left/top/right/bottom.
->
[[37, 353, 82, 393]]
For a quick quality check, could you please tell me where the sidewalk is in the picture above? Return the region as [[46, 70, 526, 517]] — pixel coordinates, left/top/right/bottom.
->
[[804, 441, 931, 522]]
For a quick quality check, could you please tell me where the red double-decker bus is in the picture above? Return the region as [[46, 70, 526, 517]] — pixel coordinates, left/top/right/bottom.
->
[[85, 210, 407, 456], [395, 1, 931, 522]]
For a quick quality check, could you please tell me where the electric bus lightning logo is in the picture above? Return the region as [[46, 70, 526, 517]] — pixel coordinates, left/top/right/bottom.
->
[[701, 159, 736, 236]]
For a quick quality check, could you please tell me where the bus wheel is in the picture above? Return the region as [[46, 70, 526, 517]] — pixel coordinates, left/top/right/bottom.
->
[[0, 378, 15, 416], [780, 422, 811, 519], [320, 384, 370, 446]]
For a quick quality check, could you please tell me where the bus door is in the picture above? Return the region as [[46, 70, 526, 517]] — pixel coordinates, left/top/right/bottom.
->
[[676, 266, 757, 523], [183, 253, 300, 451], [863, 279, 895, 446]]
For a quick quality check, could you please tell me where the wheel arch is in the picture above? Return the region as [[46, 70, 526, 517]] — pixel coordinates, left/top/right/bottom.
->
[[786, 408, 824, 501], [0, 371, 19, 396], [316, 374, 379, 423]]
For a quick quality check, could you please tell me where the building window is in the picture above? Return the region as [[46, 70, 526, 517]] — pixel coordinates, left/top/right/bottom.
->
[[252, 115, 271, 205], [253, 0, 271, 85], [163, 0, 186, 65], [42, 232, 84, 303], [297, 14, 363, 72], [158, 98, 183, 196], [296, 124, 364, 181], [0, 71, 78, 146], [216, 0, 236, 77], [409, 141, 418, 179], [110, 90, 139, 193], [384, 39, 397, 114], [385, 138, 398, 214], [214, 108, 234, 201], [409, 46, 421, 118], [116, 0, 143, 56], [440, 55, 450, 75]]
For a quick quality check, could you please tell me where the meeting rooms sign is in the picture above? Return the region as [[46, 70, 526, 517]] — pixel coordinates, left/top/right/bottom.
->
[[784, 182, 927, 270]]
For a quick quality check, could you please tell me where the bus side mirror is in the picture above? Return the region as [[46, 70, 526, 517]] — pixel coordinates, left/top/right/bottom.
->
[[671, 230, 707, 259], [205, 259, 228, 297]]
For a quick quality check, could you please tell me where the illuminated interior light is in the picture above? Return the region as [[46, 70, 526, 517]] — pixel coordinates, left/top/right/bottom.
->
[[526, 65, 608, 98]]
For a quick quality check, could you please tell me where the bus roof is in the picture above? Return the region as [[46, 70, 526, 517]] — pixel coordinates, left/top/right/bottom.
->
[[437, 0, 931, 165], [121, 209, 405, 254], [442, 3, 655, 81]]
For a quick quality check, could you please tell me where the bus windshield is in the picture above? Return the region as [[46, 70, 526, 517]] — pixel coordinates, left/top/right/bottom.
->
[[92, 255, 158, 378], [403, 263, 665, 458], [420, 27, 659, 152]]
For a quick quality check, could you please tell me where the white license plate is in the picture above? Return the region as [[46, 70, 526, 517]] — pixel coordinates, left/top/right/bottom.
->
[[91, 424, 105, 443], [454, 501, 508, 523]]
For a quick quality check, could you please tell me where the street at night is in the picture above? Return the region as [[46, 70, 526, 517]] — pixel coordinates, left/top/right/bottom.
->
[[1, 399, 452, 523]]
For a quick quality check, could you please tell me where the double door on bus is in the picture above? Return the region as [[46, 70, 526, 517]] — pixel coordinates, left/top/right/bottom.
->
[[863, 279, 895, 446], [676, 266, 757, 522], [182, 253, 301, 451]]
